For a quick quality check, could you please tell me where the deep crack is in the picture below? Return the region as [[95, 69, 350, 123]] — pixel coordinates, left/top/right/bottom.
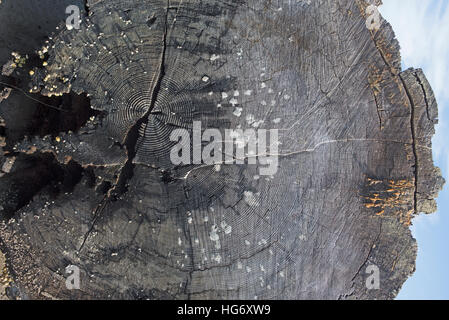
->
[[414, 72, 432, 122], [78, 1, 170, 251], [399, 73, 419, 214]]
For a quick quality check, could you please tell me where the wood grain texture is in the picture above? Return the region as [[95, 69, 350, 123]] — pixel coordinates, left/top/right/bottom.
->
[[0, 0, 444, 299]]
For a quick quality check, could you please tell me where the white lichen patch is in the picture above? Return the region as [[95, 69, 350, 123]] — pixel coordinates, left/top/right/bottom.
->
[[246, 114, 264, 128], [210, 225, 220, 242], [244, 191, 260, 206], [233, 107, 243, 117], [210, 225, 221, 249], [252, 120, 264, 128], [220, 221, 232, 235]]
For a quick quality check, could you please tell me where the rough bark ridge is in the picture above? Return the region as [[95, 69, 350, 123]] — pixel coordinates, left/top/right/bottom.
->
[[0, 0, 444, 299]]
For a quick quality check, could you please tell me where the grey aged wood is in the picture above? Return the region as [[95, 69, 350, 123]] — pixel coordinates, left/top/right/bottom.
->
[[0, 0, 444, 299]]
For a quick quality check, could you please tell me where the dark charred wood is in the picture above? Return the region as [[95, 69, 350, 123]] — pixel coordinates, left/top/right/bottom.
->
[[0, 0, 444, 300]]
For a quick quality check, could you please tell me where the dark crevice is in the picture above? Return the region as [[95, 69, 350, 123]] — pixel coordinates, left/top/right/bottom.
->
[[1, 90, 102, 151], [350, 222, 382, 283], [84, 0, 90, 16], [399, 74, 419, 214], [83, 167, 97, 188], [147, 15, 157, 28], [161, 170, 175, 184], [414, 72, 432, 122], [78, 2, 170, 252], [1, 54, 103, 150], [0, 153, 85, 220], [0, 75, 18, 88], [96, 180, 112, 195], [0, 119, 5, 137], [370, 88, 383, 130], [1, 46, 105, 144], [114, 2, 169, 198], [27, 92, 101, 137]]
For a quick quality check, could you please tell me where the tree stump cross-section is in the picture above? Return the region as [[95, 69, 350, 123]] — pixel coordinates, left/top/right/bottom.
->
[[0, 0, 444, 300]]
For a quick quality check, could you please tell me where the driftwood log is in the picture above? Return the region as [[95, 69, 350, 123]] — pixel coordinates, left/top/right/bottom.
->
[[0, 0, 444, 300]]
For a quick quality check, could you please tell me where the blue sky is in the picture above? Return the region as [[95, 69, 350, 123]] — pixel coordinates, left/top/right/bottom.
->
[[380, 0, 449, 300]]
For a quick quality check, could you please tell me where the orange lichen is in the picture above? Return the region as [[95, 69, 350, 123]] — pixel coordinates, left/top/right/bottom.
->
[[364, 178, 415, 226], [368, 65, 384, 96]]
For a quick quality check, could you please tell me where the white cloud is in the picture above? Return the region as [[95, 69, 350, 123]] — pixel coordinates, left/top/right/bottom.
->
[[380, 1, 449, 101]]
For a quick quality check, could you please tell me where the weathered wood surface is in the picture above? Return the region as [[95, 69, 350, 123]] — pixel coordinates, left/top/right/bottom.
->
[[0, 0, 444, 299]]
